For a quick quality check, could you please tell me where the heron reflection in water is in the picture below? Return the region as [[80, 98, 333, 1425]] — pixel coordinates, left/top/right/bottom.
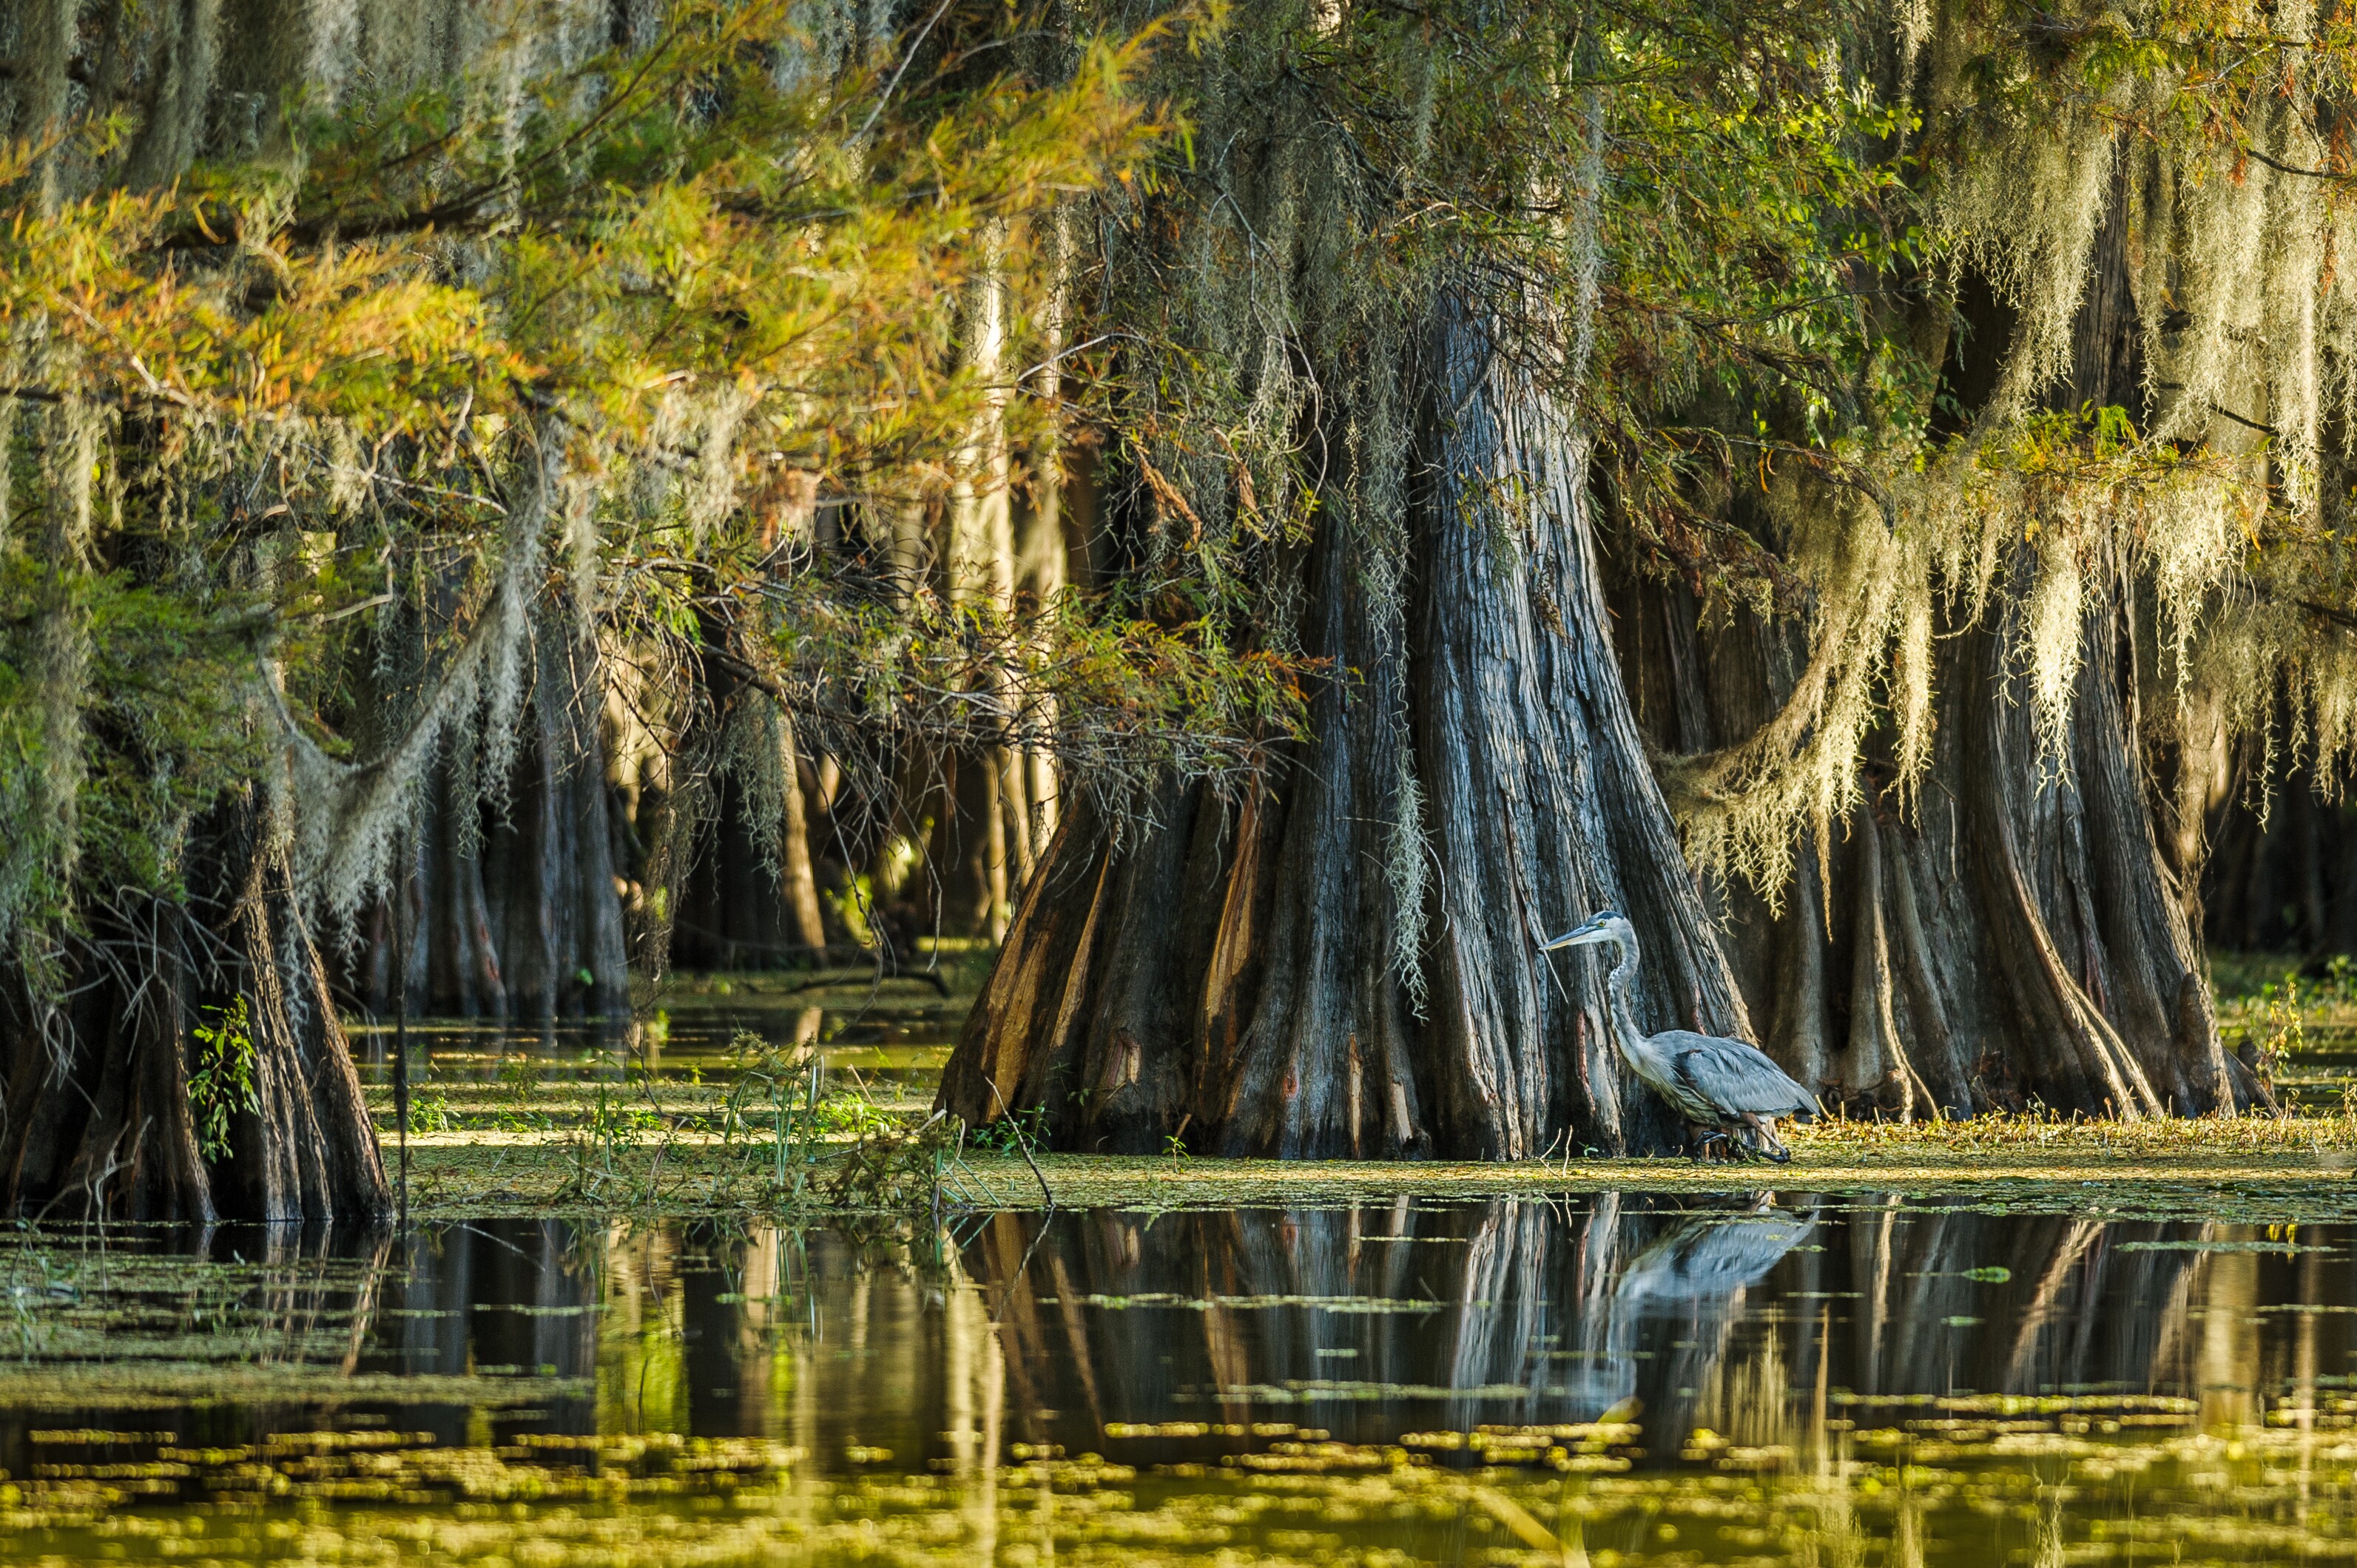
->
[[1542, 908, 1820, 1160], [1612, 1203, 1816, 1309], [1551, 1198, 1817, 1422]]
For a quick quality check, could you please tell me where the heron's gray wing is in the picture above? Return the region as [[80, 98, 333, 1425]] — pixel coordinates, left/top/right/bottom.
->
[[1655, 1030, 1820, 1119]]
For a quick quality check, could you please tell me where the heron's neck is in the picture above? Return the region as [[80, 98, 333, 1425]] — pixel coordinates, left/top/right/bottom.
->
[[1601, 933, 1648, 1067]]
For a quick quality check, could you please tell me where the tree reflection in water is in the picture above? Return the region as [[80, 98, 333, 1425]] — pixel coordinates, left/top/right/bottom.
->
[[0, 1194, 2345, 1566], [0, 1197, 2289, 1467], [949, 1194, 2241, 1465]]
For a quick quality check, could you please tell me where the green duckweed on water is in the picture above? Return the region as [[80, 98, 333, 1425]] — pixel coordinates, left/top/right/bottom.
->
[[8, 1410, 2357, 1565]]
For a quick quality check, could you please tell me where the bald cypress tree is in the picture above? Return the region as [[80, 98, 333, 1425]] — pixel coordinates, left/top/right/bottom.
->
[[0, 0, 1184, 1217], [945, 0, 2357, 1151]]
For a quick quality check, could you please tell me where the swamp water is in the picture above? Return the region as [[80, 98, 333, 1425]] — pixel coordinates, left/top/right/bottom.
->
[[0, 1195, 2350, 1565], [7, 984, 2354, 1565]]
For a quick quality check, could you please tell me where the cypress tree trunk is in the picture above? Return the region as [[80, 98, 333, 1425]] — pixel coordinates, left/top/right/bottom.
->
[[0, 790, 390, 1224], [0, 0, 410, 1218], [348, 605, 631, 1019], [1924, 160, 2250, 1115], [670, 751, 837, 969], [664, 610, 855, 971], [1413, 291, 1750, 1156], [1608, 573, 1963, 1116], [1605, 158, 2264, 1120], [940, 290, 1751, 1156], [2199, 745, 2357, 962], [1621, 564, 2256, 1118], [1952, 576, 2238, 1114], [949, 64, 2267, 1146], [480, 618, 633, 1019]]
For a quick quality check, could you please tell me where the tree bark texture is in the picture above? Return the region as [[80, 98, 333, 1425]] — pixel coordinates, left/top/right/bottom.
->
[[0, 789, 391, 1224], [939, 291, 1752, 1156], [348, 610, 630, 1019], [1596, 149, 2255, 1119], [1415, 292, 1752, 1156], [1612, 553, 2257, 1118]]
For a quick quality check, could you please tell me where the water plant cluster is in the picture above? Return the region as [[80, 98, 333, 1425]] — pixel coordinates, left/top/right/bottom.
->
[[13, 1416, 2357, 1567]]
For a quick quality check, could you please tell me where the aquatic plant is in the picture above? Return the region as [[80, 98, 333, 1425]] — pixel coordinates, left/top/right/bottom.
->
[[184, 998, 258, 1163]]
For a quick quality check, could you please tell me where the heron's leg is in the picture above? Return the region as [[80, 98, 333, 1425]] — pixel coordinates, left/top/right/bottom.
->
[[1692, 1129, 1731, 1162]]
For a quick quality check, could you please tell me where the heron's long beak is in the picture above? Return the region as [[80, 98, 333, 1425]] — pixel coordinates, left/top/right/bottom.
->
[[1541, 920, 1602, 950]]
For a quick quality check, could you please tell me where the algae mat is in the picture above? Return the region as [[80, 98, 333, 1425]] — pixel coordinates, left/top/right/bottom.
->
[[398, 1129, 2357, 1221]]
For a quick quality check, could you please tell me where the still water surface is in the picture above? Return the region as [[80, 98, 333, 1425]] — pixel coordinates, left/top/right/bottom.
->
[[348, 985, 958, 1115], [0, 1194, 2349, 1563]]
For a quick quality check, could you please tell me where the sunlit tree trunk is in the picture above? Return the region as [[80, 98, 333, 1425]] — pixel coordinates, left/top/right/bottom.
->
[[1413, 291, 1752, 1155], [945, 226, 1024, 942], [940, 288, 1750, 1155], [776, 720, 830, 951], [1008, 207, 1083, 870]]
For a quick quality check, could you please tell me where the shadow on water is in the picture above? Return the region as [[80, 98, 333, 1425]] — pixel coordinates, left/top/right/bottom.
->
[[0, 1192, 2347, 1561]]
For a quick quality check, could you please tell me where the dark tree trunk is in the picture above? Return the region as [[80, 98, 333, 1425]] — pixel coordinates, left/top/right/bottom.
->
[[2199, 743, 2357, 962], [1412, 291, 1750, 1156], [673, 768, 797, 970], [345, 606, 630, 1018], [1943, 579, 2245, 1113], [1612, 533, 2256, 1118], [951, 25, 2261, 1149], [1599, 151, 2260, 1121], [482, 618, 633, 1019], [0, 789, 390, 1224], [1929, 155, 2251, 1113], [940, 291, 1750, 1156], [665, 629, 847, 973], [938, 354, 1426, 1155]]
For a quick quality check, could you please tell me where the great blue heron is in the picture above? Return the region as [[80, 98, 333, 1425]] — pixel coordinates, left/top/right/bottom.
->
[[1542, 909, 1819, 1160]]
